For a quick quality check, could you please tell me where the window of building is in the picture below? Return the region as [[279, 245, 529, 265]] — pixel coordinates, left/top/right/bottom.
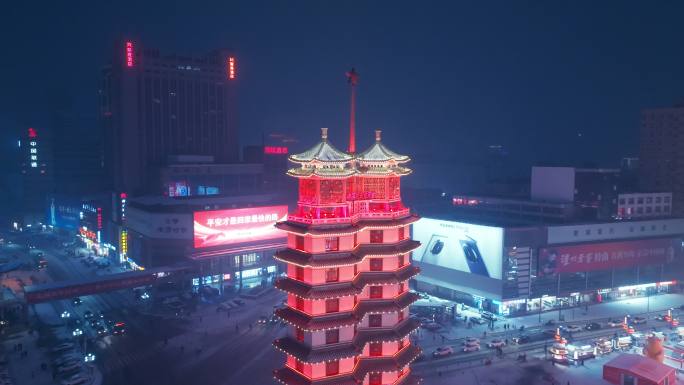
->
[[296, 328, 304, 342], [665, 205, 671, 212], [369, 342, 382, 356], [646, 207, 653, 213], [325, 237, 339, 252], [585, 229, 591, 235], [597, 228, 602, 235], [370, 286, 383, 299], [656, 197, 662, 203], [325, 360, 339, 376], [637, 207, 643, 214], [640, 226, 645, 231], [295, 266, 304, 281], [296, 297, 305, 311], [370, 258, 383, 271], [628, 198, 635, 204], [609, 228, 614, 234], [325, 268, 339, 283], [646, 197, 653, 204], [573, 230, 579, 236], [325, 298, 339, 313], [651, 225, 656, 230], [325, 329, 339, 344], [619, 198, 625, 205], [369, 373, 382, 385], [369, 314, 382, 327], [398, 254, 405, 268], [637, 197, 644, 204], [295, 236, 305, 250], [398, 226, 405, 240], [665, 196, 671, 203], [370, 230, 383, 244], [655, 206, 662, 213]]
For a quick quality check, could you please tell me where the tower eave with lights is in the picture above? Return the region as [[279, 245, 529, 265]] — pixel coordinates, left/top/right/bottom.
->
[[273, 127, 422, 385]]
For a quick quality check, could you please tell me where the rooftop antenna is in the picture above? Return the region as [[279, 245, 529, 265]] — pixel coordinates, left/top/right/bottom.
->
[[346, 68, 359, 153]]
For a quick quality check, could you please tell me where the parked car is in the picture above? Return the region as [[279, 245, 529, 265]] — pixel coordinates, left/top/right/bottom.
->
[[631, 316, 647, 325], [487, 339, 506, 348], [463, 344, 481, 352], [513, 334, 532, 345], [83, 310, 93, 319], [257, 315, 268, 325], [585, 322, 602, 331], [481, 311, 497, 321], [470, 317, 487, 325], [432, 346, 454, 358], [563, 325, 582, 333], [95, 325, 107, 336], [463, 337, 480, 345], [112, 322, 126, 335], [72, 297, 82, 306]]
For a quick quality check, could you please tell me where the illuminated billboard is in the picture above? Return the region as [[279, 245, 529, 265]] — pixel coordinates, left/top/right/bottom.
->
[[193, 206, 288, 249], [538, 238, 680, 276], [413, 218, 504, 279]]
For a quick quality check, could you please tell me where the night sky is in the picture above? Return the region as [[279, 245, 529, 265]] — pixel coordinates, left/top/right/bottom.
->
[[3, 1, 684, 173]]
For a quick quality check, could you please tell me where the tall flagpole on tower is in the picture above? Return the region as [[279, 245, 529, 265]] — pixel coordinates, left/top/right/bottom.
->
[[346, 68, 359, 153]]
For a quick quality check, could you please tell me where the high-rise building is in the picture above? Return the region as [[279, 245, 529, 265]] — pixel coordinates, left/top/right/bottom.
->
[[273, 128, 421, 385], [640, 105, 684, 215], [99, 40, 239, 196], [16, 127, 54, 223]]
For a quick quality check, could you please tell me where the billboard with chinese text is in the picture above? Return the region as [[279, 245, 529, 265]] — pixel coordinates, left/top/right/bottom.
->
[[538, 238, 680, 276], [193, 206, 288, 249]]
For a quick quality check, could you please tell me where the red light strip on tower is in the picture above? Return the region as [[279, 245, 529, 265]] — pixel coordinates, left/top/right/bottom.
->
[[228, 57, 236, 79], [126, 42, 134, 67]]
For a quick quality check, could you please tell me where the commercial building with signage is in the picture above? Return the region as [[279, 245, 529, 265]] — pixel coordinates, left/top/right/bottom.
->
[[412, 216, 684, 316], [124, 194, 288, 292]]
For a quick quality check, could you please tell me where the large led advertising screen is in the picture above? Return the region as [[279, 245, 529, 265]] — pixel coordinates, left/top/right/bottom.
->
[[193, 206, 288, 249], [413, 218, 504, 279], [538, 238, 680, 276]]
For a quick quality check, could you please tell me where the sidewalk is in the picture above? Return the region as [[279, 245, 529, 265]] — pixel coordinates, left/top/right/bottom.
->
[[416, 293, 684, 350]]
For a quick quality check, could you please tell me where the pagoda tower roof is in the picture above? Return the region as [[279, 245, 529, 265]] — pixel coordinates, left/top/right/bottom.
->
[[289, 127, 354, 164], [356, 130, 410, 163]]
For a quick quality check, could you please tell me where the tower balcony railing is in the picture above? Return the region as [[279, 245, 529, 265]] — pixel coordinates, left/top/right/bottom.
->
[[287, 207, 411, 225]]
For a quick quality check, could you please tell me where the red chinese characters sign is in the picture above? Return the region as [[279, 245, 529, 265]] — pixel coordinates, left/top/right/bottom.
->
[[539, 238, 679, 276], [193, 206, 287, 249]]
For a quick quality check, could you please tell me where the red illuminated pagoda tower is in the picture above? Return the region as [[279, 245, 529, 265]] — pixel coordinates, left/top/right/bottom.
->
[[273, 127, 422, 385]]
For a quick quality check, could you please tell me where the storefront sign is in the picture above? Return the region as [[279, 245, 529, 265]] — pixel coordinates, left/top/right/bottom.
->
[[539, 238, 679, 276], [193, 206, 288, 249]]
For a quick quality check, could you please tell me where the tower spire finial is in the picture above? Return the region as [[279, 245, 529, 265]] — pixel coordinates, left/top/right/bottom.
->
[[346, 68, 359, 153]]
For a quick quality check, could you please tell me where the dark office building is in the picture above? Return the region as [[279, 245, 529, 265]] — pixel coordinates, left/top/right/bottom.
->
[[639, 105, 684, 216], [99, 40, 239, 197]]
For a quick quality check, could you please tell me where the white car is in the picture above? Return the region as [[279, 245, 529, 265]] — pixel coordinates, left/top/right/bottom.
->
[[463, 344, 481, 352], [463, 337, 480, 345], [432, 346, 454, 358], [564, 325, 582, 333], [487, 339, 506, 348]]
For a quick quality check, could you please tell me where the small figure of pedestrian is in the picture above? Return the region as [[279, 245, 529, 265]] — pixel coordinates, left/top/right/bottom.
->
[[441, 335, 445, 343], [483, 331, 487, 338]]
